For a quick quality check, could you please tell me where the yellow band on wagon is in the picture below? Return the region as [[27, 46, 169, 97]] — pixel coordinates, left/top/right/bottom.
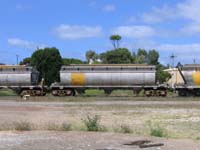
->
[[71, 73, 86, 85], [193, 71, 200, 85]]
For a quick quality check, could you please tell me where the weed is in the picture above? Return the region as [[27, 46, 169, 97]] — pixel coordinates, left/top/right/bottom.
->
[[47, 122, 60, 130], [0, 123, 12, 131], [150, 127, 165, 137], [195, 137, 200, 140], [147, 121, 167, 137], [14, 121, 32, 131], [61, 122, 71, 131], [119, 125, 133, 134], [82, 115, 102, 131], [114, 124, 133, 134], [47, 122, 71, 131]]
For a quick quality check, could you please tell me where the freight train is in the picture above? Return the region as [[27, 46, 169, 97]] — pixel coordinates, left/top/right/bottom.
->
[[0, 64, 200, 97], [0, 65, 46, 96], [51, 64, 167, 97]]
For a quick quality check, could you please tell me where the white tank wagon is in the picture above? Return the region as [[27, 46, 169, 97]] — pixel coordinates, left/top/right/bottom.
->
[[176, 64, 200, 96], [0, 65, 38, 86], [51, 64, 167, 96], [0, 65, 46, 96]]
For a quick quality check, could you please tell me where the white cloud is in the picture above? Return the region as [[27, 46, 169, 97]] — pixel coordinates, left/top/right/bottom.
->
[[129, 16, 137, 22], [103, 4, 116, 12], [141, 5, 177, 24], [156, 43, 200, 64], [156, 43, 200, 54], [139, 0, 200, 24], [177, 0, 200, 34], [128, 40, 200, 55], [53, 25, 102, 40], [178, 0, 200, 23], [8, 38, 34, 49], [130, 0, 200, 35], [123, 39, 200, 64], [8, 38, 46, 49], [112, 25, 156, 38], [181, 23, 200, 35]]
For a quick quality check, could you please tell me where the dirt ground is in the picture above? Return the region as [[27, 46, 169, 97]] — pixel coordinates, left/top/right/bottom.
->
[[0, 131, 200, 150], [0, 96, 200, 150]]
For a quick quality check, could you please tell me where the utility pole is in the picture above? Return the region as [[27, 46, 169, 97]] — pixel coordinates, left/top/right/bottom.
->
[[193, 59, 196, 64], [16, 54, 19, 65], [170, 53, 177, 68]]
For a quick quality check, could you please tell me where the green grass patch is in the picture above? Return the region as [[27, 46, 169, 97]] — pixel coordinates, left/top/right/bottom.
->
[[84, 89, 105, 96], [83, 89, 136, 97], [147, 121, 167, 137], [0, 89, 16, 96]]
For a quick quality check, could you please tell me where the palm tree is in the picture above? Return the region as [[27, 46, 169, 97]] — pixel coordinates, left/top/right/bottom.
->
[[110, 35, 122, 49]]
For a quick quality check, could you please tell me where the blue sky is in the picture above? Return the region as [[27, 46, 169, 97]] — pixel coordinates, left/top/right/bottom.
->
[[1, 0, 200, 65]]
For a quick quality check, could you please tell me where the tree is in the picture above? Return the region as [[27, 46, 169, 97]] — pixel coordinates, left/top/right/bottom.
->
[[31, 49, 44, 80], [110, 35, 122, 49], [20, 57, 31, 65], [100, 48, 132, 64], [85, 50, 98, 63], [135, 49, 148, 64], [31, 47, 62, 86], [137, 48, 148, 56], [132, 52, 137, 63], [62, 58, 86, 65], [148, 49, 159, 65], [156, 64, 171, 83]]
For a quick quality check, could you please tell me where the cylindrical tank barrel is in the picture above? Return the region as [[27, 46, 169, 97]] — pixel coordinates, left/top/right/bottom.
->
[[60, 65, 156, 86], [181, 65, 200, 86], [0, 66, 39, 86]]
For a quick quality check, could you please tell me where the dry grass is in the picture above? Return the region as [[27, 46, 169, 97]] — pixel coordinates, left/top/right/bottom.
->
[[13, 121, 32, 131], [0, 96, 200, 139]]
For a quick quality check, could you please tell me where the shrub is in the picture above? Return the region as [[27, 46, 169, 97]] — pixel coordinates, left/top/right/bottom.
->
[[150, 127, 166, 137], [82, 115, 102, 131], [14, 121, 31, 131], [196, 137, 200, 140], [61, 122, 71, 131], [147, 121, 167, 137], [119, 125, 133, 134]]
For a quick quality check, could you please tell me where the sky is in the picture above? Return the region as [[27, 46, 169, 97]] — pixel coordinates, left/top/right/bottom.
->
[[1, 0, 200, 65]]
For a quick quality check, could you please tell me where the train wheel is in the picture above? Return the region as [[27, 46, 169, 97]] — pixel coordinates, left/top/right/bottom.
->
[[57, 90, 66, 97], [52, 90, 58, 96], [20, 90, 31, 96], [20, 90, 27, 96], [31, 90, 37, 96], [35, 90, 44, 96], [160, 90, 167, 97], [65, 89, 75, 96], [144, 90, 153, 97]]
